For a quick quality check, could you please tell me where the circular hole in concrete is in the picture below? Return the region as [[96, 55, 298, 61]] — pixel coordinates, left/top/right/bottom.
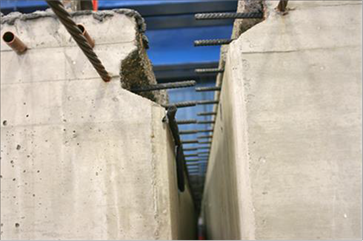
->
[[3, 32, 15, 43]]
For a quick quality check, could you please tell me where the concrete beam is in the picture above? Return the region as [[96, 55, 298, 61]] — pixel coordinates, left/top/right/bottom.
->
[[1, 10, 193, 239], [203, 1, 362, 239]]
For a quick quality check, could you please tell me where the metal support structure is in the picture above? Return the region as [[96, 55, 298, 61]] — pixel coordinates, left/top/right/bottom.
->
[[46, 0, 111, 82], [198, 135, 213, 139], [194, 39, 232, 46], [131, 80, 196, 92]]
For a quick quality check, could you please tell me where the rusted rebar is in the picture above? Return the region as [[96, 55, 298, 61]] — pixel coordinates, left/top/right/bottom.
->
[[180, 130, 198, 135], [181, 139, 199, 144], [198, 120, 215, 124], [195, 12, 263, 20], [2, 31, 27, 54], [176, 119, 198, 125], [163, 101, 197, 108], [195, 68, 224, 74], [185, 154, 199, 158], [184, 147, 198, 151], [194, 39, 232, 47], [198, 112, 217, 116], [196, 86, 221, 92], [132, 80, 196, 92], [197, 100, 219, 105], [199, 141, 212, 144]]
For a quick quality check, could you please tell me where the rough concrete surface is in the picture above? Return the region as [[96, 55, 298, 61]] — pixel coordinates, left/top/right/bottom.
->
[[203, 1, 362, 240], [1, 10, 193, 240], [0, 9, 167, 104]]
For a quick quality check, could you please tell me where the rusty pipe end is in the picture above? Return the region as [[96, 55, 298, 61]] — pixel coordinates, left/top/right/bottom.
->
[[77, 24, 95, 48], [2, 31, 27, 55]]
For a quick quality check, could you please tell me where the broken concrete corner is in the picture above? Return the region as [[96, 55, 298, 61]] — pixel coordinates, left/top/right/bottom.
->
[[1, 9, 167, 104]]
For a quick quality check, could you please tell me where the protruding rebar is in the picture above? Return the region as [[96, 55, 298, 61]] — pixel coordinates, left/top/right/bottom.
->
[[198, 120, 215, 124], [195, 68, 224, 74], [176, 119, 197, 125], [184, 147, 198, 151], [131, 80, 196, 92], [198, 112, 217, 116], [180, 129, 214, 134], [194, 39, 232, 47], [185, 158, 208, 162], [197, 100, 219, 105], [162, 101, 197, 108], [185, 154, 199, 158], [46, 0, 111, 82], [196, 86, 221, 92], [77, 24, 95, 48], [181, 139, 199, 144], [197, 129, 214, 133], [2, 31, 27, 54], [199, 141, 212, 144], [198, 135, 213, 139], [197, 146, 211, 150], [179, 130, 198, 135], [185, 159, 200, 162], [186, 163, 200, 166], [195, 12, 263, 20]]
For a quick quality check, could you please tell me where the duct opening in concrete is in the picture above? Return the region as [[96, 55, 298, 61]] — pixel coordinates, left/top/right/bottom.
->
[[2, 31, 14, 43]]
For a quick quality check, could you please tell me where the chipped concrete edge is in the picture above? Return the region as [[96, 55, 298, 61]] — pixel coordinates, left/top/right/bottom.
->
[[1, 9, 168, 104], [1, 8, 148, 47]]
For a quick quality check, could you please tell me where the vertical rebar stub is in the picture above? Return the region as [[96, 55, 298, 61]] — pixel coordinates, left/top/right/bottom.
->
[[2, 32, 27, 54], [77, 24, 95, 48]]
